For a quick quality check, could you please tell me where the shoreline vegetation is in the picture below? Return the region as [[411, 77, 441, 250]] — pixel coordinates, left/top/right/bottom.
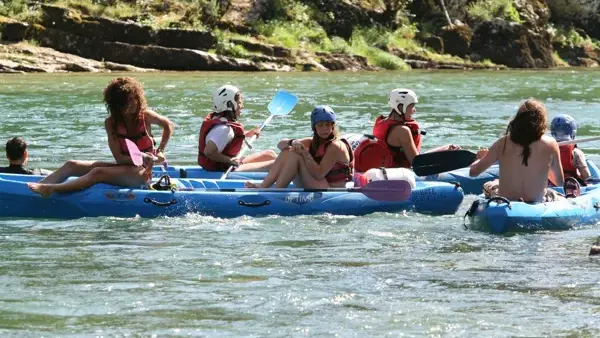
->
[[0, 0, 599, 73]]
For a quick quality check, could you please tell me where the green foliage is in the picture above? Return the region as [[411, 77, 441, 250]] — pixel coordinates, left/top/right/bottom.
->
[[255, 20, 329, 49], [467, 0, 522, 23], [349, 30, 409, 70], [258, 0, 313, 22], [350, 26, 420, 52], [551, 26, 599, 48], [0, 0, 28, 17]]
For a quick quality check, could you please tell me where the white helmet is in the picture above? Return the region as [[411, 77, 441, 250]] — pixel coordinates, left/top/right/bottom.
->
[[388, 88, 418, 115], [212, 85, 240, 113]]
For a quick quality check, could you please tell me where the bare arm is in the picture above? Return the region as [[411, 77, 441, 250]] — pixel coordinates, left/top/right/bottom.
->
[[469, 138, 501, 177], [573, 148, 591, 181], [277, 137, 311, 150], [144, 110, 174, 154], [204, 141, 236, 165], [388, 126, 419, 165], [549, 140, 565, 187], [105, 118, 134, 165], [301, 140, 346, 180]]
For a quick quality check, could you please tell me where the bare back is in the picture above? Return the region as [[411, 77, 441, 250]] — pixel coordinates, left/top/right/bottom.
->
[[471, 135, 563, 202], [498, 135, 562, 202]]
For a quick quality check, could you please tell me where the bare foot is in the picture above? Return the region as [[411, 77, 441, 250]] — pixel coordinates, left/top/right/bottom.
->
[[27, 183, 54, 198], [244, 181, 262, 188]]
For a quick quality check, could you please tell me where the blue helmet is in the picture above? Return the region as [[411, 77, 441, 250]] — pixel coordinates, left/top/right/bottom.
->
[[551, 114, 577, 141], [311, 105, 336, 125]]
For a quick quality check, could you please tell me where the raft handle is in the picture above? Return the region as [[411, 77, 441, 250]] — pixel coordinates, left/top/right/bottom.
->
[[487, 196, 512, 209], [238, 200, 271, 208], [144, 197, 177, 207], [449, 181, 461, 189]]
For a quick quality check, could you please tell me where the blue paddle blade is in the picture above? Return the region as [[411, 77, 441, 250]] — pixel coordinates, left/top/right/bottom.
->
[[268, 90, 298, 116]]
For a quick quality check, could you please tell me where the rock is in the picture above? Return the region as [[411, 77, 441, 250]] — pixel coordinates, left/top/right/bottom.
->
[[63, 62, 98, 72], [155, 28, 216, 50], [515, 0, 550, 30], [554, 44, 600, 66], [0, 41, 156, 73], [1, 22, 29, 42], [470, 18, 554, 68], [315, 52, 372, 71], [421, 36, 444, 54], [590, 237, 600, 256], [230, 38, 293, 58], [40, 5, 215, 50], [440, 24, 472, 57]]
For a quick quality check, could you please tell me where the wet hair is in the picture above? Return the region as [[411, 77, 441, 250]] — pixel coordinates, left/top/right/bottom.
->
[[503, 99, 547, 166], [6, 137, 27, 161], [103, 77, 147, 124], [310, 122, 340, 155]]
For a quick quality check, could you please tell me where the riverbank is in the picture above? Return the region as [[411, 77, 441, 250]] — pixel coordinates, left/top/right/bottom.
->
[[0, 1, 599, 73]]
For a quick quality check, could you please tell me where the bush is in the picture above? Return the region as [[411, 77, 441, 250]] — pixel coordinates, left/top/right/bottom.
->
[[467, 0, 522, 23]]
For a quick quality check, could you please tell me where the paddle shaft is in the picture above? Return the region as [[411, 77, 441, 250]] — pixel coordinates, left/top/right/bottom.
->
[[220, 115, 273, 178], [557, 136, 600, 146]]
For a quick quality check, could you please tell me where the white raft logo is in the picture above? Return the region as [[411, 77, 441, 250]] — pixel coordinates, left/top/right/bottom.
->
[[284, 193, 322, 204]]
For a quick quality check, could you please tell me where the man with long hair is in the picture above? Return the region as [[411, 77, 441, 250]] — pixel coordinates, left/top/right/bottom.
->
[[469, 99, 564, 202]]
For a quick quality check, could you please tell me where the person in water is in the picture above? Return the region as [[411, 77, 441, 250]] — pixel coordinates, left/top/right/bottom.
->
[[0, 137, 34, 175], [550, 114, 590, 184], [28, 77, 174, 197], [470, 99, 564, 202], [245, 105, 353, 189], [353, 88, 460, 172], [198, 85, 277, 172]]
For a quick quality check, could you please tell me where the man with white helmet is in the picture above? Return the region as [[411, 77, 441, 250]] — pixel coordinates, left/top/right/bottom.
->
[[550, 114, 590, 183], [353, 88, 459, 172], [197, 85, 276, 172]]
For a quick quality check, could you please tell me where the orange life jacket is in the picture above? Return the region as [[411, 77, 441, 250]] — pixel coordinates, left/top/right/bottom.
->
[[309, 138, 354, 183], [197, 113, 246, 171], [559, 144, 578, 178], [354, 116, 421, 170], [115, 115, 155, 155]]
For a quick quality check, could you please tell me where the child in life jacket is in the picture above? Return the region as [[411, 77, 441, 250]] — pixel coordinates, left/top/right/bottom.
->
[[197, 85, 276, 172], [550, 114, 590, 185], [245, 105, 354, 189], [353, 88, 459, 172], [28, 77, 174, 197]]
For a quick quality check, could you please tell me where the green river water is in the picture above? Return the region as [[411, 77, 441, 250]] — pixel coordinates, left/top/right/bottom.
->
[[1, 70, 600, 337]]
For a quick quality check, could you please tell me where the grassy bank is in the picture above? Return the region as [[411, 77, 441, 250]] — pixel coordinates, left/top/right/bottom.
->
[[1, 0, 599, 69]]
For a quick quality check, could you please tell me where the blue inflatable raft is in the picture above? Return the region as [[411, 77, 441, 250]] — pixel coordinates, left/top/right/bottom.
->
[[153, 160, 600, 196], [0, 174, 464, 219], [464, 185, 600, 233]]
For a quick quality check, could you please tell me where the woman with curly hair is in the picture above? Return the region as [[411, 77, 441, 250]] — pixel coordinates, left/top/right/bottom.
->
[[469, 99, 564, 202], [28, 77, 174, 197]]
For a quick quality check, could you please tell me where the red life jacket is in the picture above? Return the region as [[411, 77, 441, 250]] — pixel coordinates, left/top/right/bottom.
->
[[197, 113, 246, 171], [115, 115, 155, 155], [355, 116, 421, 170], [309, 138, 354, 183], [559, 144, 578, 178]]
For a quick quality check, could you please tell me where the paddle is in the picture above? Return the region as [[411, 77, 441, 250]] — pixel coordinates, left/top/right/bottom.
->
[[220, 90, 298, 179], [412, 136, 600, 177], [212, 180, 412, 201]]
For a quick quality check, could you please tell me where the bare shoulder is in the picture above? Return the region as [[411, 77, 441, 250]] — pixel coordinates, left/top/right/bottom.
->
[[540, 135, 559, 148]]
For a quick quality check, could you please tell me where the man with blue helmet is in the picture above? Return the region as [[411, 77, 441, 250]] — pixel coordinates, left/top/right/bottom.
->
[[245, 105, 354, 189], [550, 114, 590, 183]]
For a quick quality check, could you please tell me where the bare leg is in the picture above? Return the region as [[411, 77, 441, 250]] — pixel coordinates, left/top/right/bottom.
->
[[244, 150, 290, 188], [294, 154, 331, 189], [236, 150, 277, 172], [28, 165, 146, 198], [39, 160, 117, 184]]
